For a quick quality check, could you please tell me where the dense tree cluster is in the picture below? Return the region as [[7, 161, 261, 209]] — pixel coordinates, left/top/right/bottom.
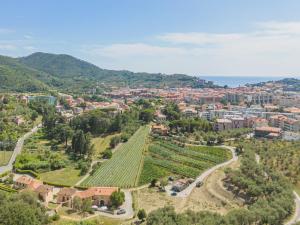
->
[[239, 139, 300, 186], [169, 118, 212, 133], [225, 150, 294, 224], [0, 191, 49, 225]]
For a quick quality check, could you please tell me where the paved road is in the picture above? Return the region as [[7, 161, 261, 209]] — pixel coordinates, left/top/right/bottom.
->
[[0, 124, 41, 174], [166, 145, 238, 198]]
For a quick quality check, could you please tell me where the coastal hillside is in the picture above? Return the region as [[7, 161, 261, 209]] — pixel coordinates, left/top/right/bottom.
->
[[0, 52, 203, 93]]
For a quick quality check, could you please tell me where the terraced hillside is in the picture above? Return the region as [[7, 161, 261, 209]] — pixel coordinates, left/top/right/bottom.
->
[[138, 141, 231, 185], [81, 126, 150, 188]]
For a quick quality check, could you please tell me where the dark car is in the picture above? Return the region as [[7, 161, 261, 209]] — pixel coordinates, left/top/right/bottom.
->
[[117, 209, 126, 215], [196, 181, 203, 187], [171, 192, 177, 196]]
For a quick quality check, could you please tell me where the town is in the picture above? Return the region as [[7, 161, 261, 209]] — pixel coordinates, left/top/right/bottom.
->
[[0, 77, 300, 225]]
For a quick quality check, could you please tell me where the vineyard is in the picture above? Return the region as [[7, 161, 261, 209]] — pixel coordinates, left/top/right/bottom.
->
[[138, 141, 231, 185], [81, 126, 150, 188]]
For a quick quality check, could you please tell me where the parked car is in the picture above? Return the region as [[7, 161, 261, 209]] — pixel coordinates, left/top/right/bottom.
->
[[91, 205, 98, 210], [117, 208, 126, 215], [171, 192, 177, 196], [196, 181, 203, 187], [98, 206, 108, 211], [168, 176, 174, 181]]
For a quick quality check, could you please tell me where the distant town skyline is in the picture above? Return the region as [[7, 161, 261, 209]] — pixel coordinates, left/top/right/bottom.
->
[[1, 0, 300, 77]]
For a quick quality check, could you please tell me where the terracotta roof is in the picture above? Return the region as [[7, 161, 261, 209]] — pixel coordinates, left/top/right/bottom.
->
[[16, 175, 33, 185], [35, 185, 53, 194], [74, 187, 118, 199], [16, 175, 43, 190], [57, 187, 77, 196], [255, 126, 281, 133], [27, 180, 43, 190]]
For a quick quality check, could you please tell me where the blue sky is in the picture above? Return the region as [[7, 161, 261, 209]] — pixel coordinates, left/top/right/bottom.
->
[[1, 0, 300, 76]]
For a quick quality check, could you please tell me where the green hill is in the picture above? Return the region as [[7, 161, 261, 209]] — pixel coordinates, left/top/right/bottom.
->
[[0, 55, 60, 92], [1, 52, 202, 93]]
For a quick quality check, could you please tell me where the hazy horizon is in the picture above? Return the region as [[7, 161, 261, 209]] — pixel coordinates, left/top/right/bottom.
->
[[2, 1, 300, 77]]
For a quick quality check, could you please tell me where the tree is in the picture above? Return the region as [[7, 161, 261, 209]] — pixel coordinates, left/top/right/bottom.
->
[[73, 196, 82, 212], [55, 124, 73, 147], [31, 111, 38, 121], [102, 149, 112, 159], [0, 191, 48, 225], [72, 130, 91, 156], [81, 198, 92, 213], [139, 109, 154, 122], [109, 136, 121, 149], [110, 191, 125, 208], [150, 178, 157, 187], [137, 209, 147, 222]]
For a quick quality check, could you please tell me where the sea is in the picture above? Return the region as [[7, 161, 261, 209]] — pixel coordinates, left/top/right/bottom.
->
[[199, 76, 287, 88]]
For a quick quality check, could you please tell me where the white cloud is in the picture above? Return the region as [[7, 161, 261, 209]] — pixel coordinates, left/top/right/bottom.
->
[[0, 44, 17, 51], [82, 21, 300, 76]]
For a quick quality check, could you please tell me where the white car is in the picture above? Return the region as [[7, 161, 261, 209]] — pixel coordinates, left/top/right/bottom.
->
[[99, 206, 108, 211]]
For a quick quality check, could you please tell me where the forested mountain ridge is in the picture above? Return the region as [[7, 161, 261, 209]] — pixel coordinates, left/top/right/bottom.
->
[[0, 52, 203, 93], [0, 55, 61, 92]]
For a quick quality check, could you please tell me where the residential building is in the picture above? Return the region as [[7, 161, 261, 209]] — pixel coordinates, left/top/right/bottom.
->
[[151, 124, 169, 135], [35, 185, 54, 204], [74, 187, 118, 207], [14, 175, 43, 190], [254, 126, 282, 139], [214, 119, 232, 131]]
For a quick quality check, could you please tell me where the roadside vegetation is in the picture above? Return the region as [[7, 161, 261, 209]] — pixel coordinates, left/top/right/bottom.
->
[[0, 95, 41, 167]]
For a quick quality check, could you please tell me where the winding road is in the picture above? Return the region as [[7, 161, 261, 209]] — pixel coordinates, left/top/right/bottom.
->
[[0, 124, 41, 174], [166, 145, 238, 197]]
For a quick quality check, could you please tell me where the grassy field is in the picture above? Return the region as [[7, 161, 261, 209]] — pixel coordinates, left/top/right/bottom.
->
[[138, 141, 231, 185], [54, 207, 122, 225], [81, 126, 150, 188], [91, 133, 120, 159], [0, 151, 13, 166], [39, 167, 83, 186]]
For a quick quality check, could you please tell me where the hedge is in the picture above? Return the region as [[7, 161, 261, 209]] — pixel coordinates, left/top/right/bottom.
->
[[0, 183, 18, 193], [0, 171, 10, 178], [42, 181, 71, 188], [74, 185, 88, 190], [15, 169, 40, 179]]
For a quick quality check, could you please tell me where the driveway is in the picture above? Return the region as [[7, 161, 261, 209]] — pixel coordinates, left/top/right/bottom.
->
[[166, 145, 238, 198], [0, 124, 41, 174]]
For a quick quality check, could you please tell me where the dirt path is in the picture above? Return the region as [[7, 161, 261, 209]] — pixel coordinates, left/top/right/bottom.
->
[[166, 145, 238, 198], [135, 157, 242, 215]]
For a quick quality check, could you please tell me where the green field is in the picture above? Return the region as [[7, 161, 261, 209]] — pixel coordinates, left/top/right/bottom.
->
[[91, 133, 120, 159], [39, 167, 83, 186], [0, 151, 13, 166], [81, 126, 150, 188], [138, 141, 231, 185]]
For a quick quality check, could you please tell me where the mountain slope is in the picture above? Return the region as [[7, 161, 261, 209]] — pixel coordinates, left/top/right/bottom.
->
[[0, 55, 57, 92], [19, 52, 200, 89], [0, 52, 202, 93]]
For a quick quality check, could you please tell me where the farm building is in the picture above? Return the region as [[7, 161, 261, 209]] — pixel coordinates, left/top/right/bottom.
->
[[14, 175, 43, 190], [172, 179, 192, 192], [56, 187, 118, 208], [151, 124, 168, 136], [74, 187, 119, 207]]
